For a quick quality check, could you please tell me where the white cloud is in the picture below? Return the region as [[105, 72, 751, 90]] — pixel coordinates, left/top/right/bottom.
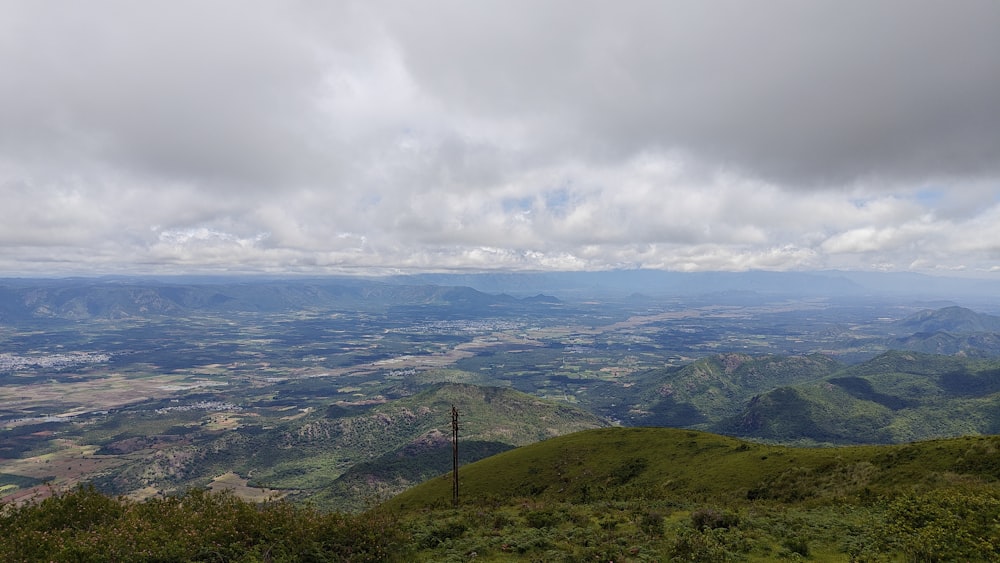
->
[[0, 1, 998, 276]]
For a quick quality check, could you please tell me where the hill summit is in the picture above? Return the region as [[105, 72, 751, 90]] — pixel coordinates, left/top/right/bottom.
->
[[386, 426, 1000, 561]]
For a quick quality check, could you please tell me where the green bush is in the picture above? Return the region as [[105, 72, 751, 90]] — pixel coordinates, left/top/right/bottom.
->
[[781, 536, 809, 558], [0, 485, 406, 562], [639, 510, 665, 536], [690, 507, 740, 531], [874, 489, 1000, 562], [524, 508, 562, 529], [415, 519, 467, 549], [669, 526, 746, 562]]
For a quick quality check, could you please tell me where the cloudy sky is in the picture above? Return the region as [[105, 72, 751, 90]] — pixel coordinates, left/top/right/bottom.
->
[[2, 1, 999, 276]]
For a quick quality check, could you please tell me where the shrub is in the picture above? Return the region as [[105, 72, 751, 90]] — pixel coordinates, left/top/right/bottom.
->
[[781, 536, 809, 557], [691, 507, 740, 531], [669, 527, 744, 562], [875, 489, 1000, 562], [639, 510, 664, 536], [0, 485, 407, 562], [525, 508, 562, 529], [414, 517, 470, 550]]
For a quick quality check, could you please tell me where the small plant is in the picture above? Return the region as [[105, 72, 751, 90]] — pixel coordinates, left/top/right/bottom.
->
[[691, 507, 740, 530], [491, 512, 514, 529], [639, 510, 664, 536], [670, 527, 742, 562], [782, 536, 809, 557], [524, 508, 561, 529], [417, 519, 468, 548]]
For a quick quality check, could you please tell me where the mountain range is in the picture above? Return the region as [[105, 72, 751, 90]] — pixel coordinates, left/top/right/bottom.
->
[[3, 270, 999, 321]]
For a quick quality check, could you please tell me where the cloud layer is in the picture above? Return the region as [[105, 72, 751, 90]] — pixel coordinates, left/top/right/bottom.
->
[[2, 1, 999, 275]]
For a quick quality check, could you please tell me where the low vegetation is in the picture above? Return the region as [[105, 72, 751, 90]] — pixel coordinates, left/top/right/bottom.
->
[[5, 427, 999, 561], [725, 351, 1000, 444], [388, 427, 1000, 561], [0, 486, 405, 562]]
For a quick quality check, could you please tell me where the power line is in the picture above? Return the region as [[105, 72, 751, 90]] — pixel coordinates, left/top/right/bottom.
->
[[451, 404, 459, 506]]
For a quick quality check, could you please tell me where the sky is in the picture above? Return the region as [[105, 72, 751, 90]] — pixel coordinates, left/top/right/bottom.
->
[[2, 1, 1000, 277]]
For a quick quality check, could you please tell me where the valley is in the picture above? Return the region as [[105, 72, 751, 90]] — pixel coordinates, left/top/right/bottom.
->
[[2, 274, 1000, 512]]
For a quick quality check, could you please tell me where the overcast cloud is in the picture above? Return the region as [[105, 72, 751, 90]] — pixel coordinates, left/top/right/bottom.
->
[[2, 0, 999, 276]]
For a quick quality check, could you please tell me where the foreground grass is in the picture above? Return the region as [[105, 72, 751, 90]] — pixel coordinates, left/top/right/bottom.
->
[[396, 491, 1000, 561], [0, 486, 406, 562], [7, 485, 999, 561], [390, 427, 1000, 561]]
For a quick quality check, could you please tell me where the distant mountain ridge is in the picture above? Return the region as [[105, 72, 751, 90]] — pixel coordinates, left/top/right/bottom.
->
[[393, 270, 867, 298], [4, 269, 998, 316], [395, 269, 1000, 300], [0, 279, 541, 320], [895, 305, 1000, 334], [884, 306, 1000, 357], [889, 331, 1000, 357]]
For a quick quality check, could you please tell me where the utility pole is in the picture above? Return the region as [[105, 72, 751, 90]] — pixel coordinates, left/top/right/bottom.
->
[[451, 404, 459, 506]]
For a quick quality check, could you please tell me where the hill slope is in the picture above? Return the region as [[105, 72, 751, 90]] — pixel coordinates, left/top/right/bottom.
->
[[580, 353, 841, 427], [722, 351, 1000, 444], [386, 427, 1000, 561], [7, 427, 1000, 562], [92, 383, 608, 510], [390, 426, 1000, 510], [895, 305, 1000, 334], [884, 306, 1000, 357]]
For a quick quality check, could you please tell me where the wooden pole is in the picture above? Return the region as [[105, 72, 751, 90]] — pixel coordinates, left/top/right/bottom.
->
[[451, 404, 459, 506]]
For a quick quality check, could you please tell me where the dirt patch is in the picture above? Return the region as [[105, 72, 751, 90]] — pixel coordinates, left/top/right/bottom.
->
[[207, 471, 290, 502]]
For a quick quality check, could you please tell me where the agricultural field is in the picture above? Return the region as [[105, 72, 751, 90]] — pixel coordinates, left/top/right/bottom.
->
[[2, 277, 999, 510]]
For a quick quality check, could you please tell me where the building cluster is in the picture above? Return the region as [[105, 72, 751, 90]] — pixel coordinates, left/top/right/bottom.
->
[[0, 351, 110, 371]]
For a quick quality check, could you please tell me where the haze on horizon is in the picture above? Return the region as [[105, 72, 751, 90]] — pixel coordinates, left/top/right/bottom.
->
[[2, 1, 999, 278]]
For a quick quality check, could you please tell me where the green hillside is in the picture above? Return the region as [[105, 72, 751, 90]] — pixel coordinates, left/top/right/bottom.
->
[[564, 350, 1000, 446], [92, 383, 608, 510], [724, 351, 1000, 444], [305, 383, 606, 509], [6, 427, 1000, 561], [886, 306, 1000, 356], [584, 353, 842, 427], [387, 427, 1000, 561], [390, 427, 1000, 509], [313, 440, 514, 512]]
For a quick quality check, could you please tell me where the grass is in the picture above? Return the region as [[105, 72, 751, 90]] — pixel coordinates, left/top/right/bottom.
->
[[5, 427, 1000, 561], [390, 428, 893, 508], [0, 486, 406, 562], [386, 427, 1000, 560]]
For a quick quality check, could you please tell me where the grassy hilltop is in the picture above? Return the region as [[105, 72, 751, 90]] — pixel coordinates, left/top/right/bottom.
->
[[5, 427, 999, 561], [388, 427, 1000, 561], [391, 427, 1000, 509]]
